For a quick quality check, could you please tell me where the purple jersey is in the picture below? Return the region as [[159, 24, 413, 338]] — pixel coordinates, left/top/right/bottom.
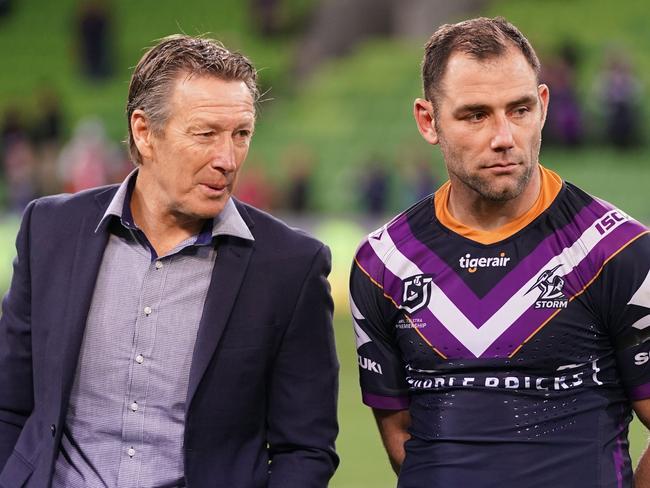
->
[[350, 180, 650, 487]]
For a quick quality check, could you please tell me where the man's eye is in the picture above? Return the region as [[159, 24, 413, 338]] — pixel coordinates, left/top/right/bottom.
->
[[512, 107, 530, 117], [467, 112, 486, 122], [236, 130, 251, 138], [196, 131, 214, 137]]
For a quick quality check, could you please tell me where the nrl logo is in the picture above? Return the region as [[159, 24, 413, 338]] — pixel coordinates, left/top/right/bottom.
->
[[401, 274, 434, 314], [525, 264, 568, 309]]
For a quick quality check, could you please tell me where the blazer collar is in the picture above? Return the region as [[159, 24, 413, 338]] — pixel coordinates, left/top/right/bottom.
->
[[185, 230, 254, 407], [56, 190, 115, 415], [185, 198, 256, 407]]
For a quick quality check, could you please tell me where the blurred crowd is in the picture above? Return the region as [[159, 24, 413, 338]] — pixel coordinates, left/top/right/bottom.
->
[[542, 41, 643, 149], [0, 96, 444, 217], [0, 2, 646, 217], [0, 40, 645, 218], [0, 91, 132, 214]]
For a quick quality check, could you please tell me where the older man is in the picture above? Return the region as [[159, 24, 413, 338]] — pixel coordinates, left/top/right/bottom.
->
[[350, 17, 650, 487], [0, 35, 338, 488]]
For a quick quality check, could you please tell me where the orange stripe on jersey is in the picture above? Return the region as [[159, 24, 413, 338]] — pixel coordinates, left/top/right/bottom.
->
[[354, 257, 384, 291], [569, 229, 650, 302], [412, 326, 448, 359], [354, 258, 403, 312], [435, 165, 563, 245]]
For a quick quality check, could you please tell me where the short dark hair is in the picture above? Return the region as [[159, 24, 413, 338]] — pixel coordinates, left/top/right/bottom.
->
[[126, 34, 259, 165], [422, 17, 540, 111]]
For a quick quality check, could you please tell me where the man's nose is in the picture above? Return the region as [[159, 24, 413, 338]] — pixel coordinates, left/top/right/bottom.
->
[[490, 115, 515, 151], [209, 134, 237, 172]]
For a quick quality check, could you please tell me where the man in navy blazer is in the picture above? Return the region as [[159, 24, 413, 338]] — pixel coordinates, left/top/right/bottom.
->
[[0, 35, 339, 487]]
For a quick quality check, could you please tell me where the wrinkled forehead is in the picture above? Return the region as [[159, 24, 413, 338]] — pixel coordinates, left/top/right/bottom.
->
[[166, 73, 256, 115]]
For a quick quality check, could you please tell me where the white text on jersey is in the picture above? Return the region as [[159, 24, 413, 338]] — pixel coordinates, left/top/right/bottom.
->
[[459, 252, 510, 273]]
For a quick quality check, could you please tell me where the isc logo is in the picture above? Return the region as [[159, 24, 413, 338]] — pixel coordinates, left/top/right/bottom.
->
[[594, 210, 629, 236]]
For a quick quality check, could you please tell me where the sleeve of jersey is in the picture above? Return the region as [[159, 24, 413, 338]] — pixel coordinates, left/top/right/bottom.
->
[[350, 240, 410, 410], [603, 231, 650, 400]]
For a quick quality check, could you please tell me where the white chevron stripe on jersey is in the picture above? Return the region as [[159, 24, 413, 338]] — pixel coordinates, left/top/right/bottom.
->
[[630, 269, 650, 331], [632, 316, 650, 331], [628, 269, 650, 308], [350, 295, 373, 349], [369, 211, 631, 357]]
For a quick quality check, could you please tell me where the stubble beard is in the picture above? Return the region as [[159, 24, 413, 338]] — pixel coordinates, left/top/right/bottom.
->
[[440, 135, 541, 203]]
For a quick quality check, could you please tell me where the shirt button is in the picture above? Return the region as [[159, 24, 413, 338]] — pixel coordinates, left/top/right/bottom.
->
[[130, 401, 138, 412], [155, 261, 163, 269], [127, 447, 136, 457], [144, 306, 152, 316], [135, 354, 144, 364]]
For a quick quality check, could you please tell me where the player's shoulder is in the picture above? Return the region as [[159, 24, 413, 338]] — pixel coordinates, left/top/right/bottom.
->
[[352, 195, 434, 287], [233, 198, 326, 258], [560, 180, 650, 263], [354, 195, 433, 261], [557, 180, 648, 231], [550, 180, 609, 220]]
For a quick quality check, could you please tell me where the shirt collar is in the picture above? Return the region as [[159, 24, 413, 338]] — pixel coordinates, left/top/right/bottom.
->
[[95, 168, 254, 242], [211, 196, 254, 241]]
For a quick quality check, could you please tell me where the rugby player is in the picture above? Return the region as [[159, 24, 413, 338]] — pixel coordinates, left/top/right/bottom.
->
[[350, 17, 650, 487]]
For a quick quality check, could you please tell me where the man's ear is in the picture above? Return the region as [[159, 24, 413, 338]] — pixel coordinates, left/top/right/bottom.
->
[[538, 83, 550, 128], [414, 98, 439, 145], [131, 109, 155, 162]]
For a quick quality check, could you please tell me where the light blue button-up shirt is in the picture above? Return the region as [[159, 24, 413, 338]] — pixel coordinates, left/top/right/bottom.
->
[[52, 171, 253, 488]]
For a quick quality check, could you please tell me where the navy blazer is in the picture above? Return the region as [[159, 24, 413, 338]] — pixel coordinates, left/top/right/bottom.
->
[[0, 186, 339, 488]]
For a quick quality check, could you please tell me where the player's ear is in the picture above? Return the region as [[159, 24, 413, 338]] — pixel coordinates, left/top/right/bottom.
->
[[414, 98, 439, 145], [131, 109, 155, 162], [538, 83, 550, 128]]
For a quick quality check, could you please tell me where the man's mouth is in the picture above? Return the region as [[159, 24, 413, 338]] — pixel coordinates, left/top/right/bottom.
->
[[483, 161, 520, 171], [484, 161, 519, 168], [200, 182, 229, 194]]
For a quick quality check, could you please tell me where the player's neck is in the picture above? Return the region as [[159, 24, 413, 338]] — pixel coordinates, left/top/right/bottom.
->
[[447, 168, 542, 232]]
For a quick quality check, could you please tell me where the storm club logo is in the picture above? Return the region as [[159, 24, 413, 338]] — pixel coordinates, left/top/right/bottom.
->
[[525, 264, 569, 309]]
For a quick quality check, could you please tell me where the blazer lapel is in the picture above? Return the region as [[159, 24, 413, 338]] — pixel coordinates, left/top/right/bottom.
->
[[186, 236, 254, 407], [54, 189, 114, 413]]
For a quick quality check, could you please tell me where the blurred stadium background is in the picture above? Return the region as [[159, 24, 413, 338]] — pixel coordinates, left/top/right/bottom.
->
[[1, 0, 649, 486]]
